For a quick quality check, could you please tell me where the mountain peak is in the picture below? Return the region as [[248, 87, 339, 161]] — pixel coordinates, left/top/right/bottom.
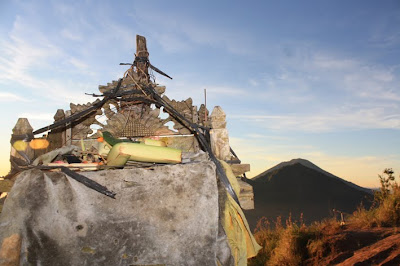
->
[[253, 158, 322, 179], [244, 159, 374, 230], [252, 158, 372, 194]]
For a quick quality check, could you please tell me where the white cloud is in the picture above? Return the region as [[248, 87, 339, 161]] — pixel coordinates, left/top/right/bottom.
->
[[0, 10, 128, 106], [309, 54, 400, 102], [0, 16, 66, 99], [257, 47, 400, 104], [0, 92, 31, 102], [240, 47, 400, 132], [18, 112, 54, 122], [68, 57, 89, 70]]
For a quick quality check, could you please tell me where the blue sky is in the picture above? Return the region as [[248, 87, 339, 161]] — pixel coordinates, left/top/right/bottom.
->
[[0, 0, 399, 188]]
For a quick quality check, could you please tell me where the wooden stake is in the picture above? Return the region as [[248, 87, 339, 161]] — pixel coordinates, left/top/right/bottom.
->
[[136, 35, 149, 83], [204, 89, 207, 122]]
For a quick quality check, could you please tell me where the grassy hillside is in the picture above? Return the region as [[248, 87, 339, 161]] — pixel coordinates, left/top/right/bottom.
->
[[248, 168, 400, 265]]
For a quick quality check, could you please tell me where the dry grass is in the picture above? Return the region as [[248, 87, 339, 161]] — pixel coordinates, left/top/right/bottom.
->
[[350, 169, 400, 228], [248, 169, 400, 265], [249, 214, 320, 266], [350, 185, 400, 228]]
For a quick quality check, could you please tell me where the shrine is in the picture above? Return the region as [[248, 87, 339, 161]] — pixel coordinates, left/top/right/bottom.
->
[[0, 35, 259, 265]]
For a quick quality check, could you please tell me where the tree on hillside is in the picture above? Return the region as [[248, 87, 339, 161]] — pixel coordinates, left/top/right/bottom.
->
[[375, 168, 398, 203]]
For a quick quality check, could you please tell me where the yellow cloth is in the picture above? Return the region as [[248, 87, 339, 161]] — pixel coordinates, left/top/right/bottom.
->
[[219, 161, 262, 266]]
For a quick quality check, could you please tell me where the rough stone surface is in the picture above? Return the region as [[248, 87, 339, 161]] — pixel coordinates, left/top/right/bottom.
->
[[237, 179, 254, 210], [12, 118, 33, 135], [10, 118, 35, 172], [47, 109, 66, 151], [0, 162, 219, 266], [210, 106, 226, 129], [210, 128, 230, 161], [230, 164, 250, 177]]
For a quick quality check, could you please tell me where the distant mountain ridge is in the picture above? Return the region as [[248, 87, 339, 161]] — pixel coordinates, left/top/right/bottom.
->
[[244, 159, 374, 231], [252, 158, 373, 195]]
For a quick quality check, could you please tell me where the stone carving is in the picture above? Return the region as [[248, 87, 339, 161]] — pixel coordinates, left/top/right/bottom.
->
[[101, 104, 175, 137], [70, 100, 103, 139], [162, 96, 195, 135], [33, 35, 210, 144]]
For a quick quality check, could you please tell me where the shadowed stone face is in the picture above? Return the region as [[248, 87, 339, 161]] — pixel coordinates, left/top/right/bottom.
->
[[0, 162, 220, 265]]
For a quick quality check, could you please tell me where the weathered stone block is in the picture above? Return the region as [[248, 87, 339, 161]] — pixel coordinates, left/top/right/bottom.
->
[[0, 162, 219, 265], [237, 179, 255, 210], [12, 118, 33, 135], [10, 118, 34, 172], [210, 106, 227, 129], [210, 128, 230, 161]]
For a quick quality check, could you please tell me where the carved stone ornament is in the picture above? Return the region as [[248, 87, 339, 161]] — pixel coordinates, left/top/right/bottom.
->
[[54, 58, 211, 140], [100, 103, 175, 137], [70, 99, 103, 139]]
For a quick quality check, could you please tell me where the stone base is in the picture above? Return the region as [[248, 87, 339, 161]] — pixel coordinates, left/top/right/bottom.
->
[[0, 163, 220, 265]]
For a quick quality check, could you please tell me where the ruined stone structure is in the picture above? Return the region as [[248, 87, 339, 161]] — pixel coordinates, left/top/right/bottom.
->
[[0, 35, 258, 265]]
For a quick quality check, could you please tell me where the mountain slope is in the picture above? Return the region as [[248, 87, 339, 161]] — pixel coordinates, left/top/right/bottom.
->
[[244, 160, 373, 230], [252, 158, 372, 194]]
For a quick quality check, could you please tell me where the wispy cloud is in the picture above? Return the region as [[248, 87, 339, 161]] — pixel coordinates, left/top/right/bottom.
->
[[0, 4, 133, 105], [18, 112, 54, 122], [237, 44, 400, 132], [252, 46, 400, 103], [0, 92, 31, 102], [133, 6, 255, 56], [309, 54, 400, 102], [370, 31, 400, 48], [232, 106, 400, 132], [161, 76, 247, 106], [249, 79, 259, 87], [245, 133, 292, 141], [367, 9, 400, 49], [68, 57, 89, 70], [312, 54, 357, 69], [60, 28, 82, 41], [0, 15, 80, 103]]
